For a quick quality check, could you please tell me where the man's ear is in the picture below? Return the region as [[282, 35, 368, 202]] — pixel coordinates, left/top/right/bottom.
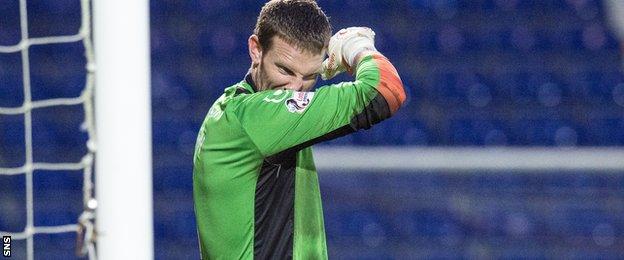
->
[[248, 35, 262, 67]]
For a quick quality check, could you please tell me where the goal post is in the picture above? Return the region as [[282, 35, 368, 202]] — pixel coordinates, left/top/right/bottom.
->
[[93, 0, 153, 259]]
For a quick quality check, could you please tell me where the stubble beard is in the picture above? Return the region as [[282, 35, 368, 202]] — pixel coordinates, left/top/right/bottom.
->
[[252, 60, 270, 91]]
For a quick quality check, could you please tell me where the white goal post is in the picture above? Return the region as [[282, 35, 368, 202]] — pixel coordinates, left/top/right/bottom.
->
[[93, 0, 153, 259]]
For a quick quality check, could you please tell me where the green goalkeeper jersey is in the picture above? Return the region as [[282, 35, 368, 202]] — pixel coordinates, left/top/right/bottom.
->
[[193, 53, 405, 259]]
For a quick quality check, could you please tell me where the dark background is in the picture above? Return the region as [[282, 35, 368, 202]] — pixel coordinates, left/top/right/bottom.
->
[[1, 0, 623, 259]]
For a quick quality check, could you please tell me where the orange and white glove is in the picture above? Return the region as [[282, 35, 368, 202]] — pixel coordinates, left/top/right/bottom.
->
[[320, 27, 377, 80]]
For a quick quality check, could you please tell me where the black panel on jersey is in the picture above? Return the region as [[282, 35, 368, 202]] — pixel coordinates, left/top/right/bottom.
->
[[235, 87, 251, 95], [252, 89, 391, 258], [254, 152, 296, 259], [349, 91, 392, 130]]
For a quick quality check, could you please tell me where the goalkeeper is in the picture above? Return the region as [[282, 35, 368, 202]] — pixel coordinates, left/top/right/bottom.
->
[[193, 0, 406, 259]]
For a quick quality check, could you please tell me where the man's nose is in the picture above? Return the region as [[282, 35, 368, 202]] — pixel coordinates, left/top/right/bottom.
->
[[286, 77, 304, 91]]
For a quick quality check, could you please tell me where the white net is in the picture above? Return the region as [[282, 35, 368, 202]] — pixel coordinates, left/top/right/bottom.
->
[[0, 0, 96, 259]]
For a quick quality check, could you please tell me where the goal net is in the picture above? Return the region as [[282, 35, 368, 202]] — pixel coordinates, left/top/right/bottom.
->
[[0, 0, 96, 259]]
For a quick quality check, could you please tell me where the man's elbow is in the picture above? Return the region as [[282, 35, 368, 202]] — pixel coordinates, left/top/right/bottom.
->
[[390, 74, 406, 113], [376, 64, 406, 115]]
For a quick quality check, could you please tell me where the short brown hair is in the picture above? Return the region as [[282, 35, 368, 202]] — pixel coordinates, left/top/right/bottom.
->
[[254, 0, 331, 54]]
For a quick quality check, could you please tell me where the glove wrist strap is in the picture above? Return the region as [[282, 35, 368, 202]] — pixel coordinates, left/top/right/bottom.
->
[[343, 37, 377, 67]]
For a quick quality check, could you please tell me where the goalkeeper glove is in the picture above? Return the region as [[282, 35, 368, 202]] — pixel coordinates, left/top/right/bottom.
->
[[320, 27, 377, 80]]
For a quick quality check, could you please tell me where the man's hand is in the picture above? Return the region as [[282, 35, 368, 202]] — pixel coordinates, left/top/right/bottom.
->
[[320, 27, 377, 80]]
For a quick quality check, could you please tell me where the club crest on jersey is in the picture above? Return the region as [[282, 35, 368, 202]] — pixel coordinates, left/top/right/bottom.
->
[[285, 91, 314, 113]]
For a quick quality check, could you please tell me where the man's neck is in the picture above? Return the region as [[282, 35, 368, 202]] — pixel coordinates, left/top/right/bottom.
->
[[245, 66, 259, 92]]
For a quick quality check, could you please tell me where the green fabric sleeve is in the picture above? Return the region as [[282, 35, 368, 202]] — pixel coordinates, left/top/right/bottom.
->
[[231, 55, 382, 157]]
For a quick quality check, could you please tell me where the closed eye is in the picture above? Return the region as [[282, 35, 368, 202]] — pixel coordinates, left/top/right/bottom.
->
[[304, 74, 318, 81], [277, 64, 295, 76]]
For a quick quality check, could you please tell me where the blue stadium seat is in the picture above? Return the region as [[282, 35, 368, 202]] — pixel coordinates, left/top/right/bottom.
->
[[586, 117, 624, 145], [34, 208, 77, 227], [0, 74, 23, 108], [153, 166, 193, 191], [0, 115, 24, 146], [450, 118, 509, 145], [401, 209, 463, 238], [335, 208, 391, 243]]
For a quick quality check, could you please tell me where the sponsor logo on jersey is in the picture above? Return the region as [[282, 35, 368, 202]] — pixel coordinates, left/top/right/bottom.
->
[[285, 91, 314, 113]]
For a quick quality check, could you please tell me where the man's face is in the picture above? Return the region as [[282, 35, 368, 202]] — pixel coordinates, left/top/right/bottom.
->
[[250, 36, 325, 92]]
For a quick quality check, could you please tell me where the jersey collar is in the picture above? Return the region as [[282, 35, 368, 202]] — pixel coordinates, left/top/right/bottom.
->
[[242, 71, 258, 93]]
